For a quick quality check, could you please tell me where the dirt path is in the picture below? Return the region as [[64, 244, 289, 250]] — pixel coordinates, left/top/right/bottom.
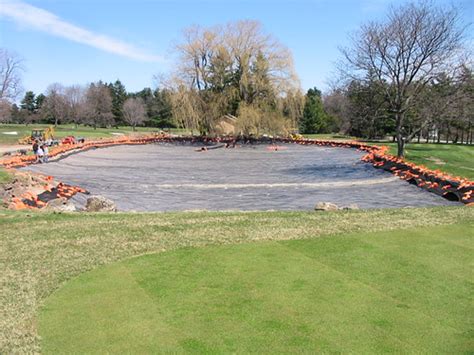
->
[[0, 144, 29, 155]]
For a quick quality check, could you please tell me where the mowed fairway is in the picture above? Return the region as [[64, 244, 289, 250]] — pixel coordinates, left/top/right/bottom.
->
[[39, 223, 473, 353], [384, 143, 474, 180]]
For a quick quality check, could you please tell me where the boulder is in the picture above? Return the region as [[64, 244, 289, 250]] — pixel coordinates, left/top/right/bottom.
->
[[314, 202, 339, 211], [85, 195, 117, 212], [44, 197, 76, 212]]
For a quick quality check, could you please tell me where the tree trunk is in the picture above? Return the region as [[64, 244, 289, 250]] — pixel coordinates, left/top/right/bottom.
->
[[397, 135, 405, 157], [453, 128, 459, 144], [417, 132, 421, 143], [468, 122, 472, 144], [395, 112, 405, 157]]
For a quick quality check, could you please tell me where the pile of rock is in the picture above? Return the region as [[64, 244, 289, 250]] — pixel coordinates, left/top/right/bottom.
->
[[314, 202, 359, 211], [1, 171, 117, 213], [1, 171, 51, 209], [44, 197, 77, 212], [84, 195, 117, 212]]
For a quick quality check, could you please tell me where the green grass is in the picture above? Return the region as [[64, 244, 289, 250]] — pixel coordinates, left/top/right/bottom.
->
[[1, 207, 473, 352], [39, 222, 473, 353], [0, 167, 11, 184], [0, 123, 189, 145], [382, 143, 474, 180], [303, 133, 355, 140]]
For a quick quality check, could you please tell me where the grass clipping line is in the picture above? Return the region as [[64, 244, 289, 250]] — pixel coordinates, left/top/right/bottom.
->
[[0, 207, 472, 353]]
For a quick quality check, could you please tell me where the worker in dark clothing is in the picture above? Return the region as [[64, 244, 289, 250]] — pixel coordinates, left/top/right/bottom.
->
[[32, 141, 39, 155]]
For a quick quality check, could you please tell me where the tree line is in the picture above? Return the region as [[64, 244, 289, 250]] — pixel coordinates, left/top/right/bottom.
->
[[1, 80, 174, 130], [324, 65, 473, 146]]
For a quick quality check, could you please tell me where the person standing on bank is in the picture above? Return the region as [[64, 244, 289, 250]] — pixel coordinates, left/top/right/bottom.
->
[[42, 144, 49, 163], [36, 145, 44, 163], [32, 140, 38, 155]]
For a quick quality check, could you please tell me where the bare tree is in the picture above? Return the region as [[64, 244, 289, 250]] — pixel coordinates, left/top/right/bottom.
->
[[0, 49, 24, 101], [84, 82, 114, 129], [0, 99, 12, 123], [64, 85, 86, 127], [323, 89, 351, 134], [122, 97, 147, 130], [340, 1, 466, 157], [41, 83, 68, 126]]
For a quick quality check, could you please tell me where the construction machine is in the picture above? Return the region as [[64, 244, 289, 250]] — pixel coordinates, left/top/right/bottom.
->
[[18, 126, 56, 145]]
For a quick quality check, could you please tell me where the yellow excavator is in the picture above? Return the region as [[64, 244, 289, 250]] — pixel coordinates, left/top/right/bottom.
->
[[18, 126, 55, 145]]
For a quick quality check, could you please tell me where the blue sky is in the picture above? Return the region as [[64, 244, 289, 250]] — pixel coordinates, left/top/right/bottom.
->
[[1, 0, 472, 97]]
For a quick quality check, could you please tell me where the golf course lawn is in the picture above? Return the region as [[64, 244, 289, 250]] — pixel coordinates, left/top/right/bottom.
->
[[2, 207, 472, 353], [38, 222, 473, 353], [384, 143, 474, 180], [0, 123, 188, 145]]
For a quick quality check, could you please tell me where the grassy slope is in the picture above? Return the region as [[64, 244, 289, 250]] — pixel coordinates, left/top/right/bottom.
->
[[0, 124, 189, 145], [384, 143, 474, 180], [304, 135, 473, 180], [39, 222, 473, 353], [1, 207, 473, 352]]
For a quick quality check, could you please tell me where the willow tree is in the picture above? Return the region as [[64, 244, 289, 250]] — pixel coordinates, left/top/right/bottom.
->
[[340, 1, 465, 157], [169, 20, 301, 135]]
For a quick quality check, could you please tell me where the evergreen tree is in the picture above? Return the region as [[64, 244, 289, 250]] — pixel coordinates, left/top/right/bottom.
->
[[300, 87, 327, 134], [20, 91, 36, 114], [151, 89, 174, 127], [108, 80, 127, 126], [35, 93, 46, 113]]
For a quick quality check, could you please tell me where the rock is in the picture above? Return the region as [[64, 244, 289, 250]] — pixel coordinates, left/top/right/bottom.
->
[[314, 202, 339, 211], [341, 204, 359, 210], [44, 197, 76, 212], [85, 195, 117, 212]]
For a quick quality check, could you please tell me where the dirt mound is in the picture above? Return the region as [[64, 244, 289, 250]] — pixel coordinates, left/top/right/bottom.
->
[[1, 170, 86, 210]]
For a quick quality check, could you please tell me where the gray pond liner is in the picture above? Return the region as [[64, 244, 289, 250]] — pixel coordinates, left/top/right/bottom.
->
[[23, 143, 459, 211]]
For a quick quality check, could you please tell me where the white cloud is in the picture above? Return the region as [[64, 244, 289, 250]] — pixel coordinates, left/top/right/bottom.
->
[[0, 0, 164, 62]]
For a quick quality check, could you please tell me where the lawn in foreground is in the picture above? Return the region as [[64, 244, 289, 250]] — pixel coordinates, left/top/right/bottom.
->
[[1, 207, 473, 352], [39, 222, 473, 353]]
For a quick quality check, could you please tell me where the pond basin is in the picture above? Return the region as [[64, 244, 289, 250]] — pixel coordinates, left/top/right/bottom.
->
[[24, 143, 459, 211]]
